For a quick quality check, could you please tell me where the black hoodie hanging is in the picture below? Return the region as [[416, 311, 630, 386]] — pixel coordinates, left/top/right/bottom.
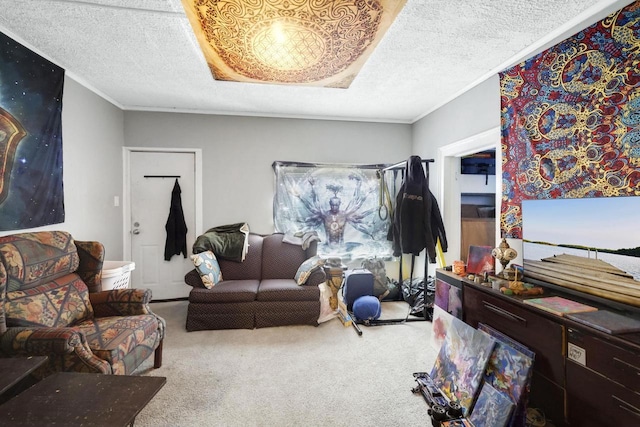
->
[[164, 179, 188, 261], [391, 155, 447, 263]]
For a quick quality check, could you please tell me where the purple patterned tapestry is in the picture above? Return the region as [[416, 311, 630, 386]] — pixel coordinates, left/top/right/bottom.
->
[[0, 31, 65, 231], [499, 2, 640, 238]]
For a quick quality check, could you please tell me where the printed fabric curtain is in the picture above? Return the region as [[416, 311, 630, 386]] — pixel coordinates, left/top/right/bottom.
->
[[273, 161, 392, 260]]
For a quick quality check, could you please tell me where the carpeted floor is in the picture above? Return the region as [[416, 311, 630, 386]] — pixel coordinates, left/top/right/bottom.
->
[[134, 300, 438, 427]]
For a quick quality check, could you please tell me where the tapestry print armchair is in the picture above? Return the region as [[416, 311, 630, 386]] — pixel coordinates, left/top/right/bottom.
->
[[0, 231, 165, 376]]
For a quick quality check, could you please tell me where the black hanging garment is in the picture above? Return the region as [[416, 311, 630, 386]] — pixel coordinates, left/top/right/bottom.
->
[[391, 155, 447, 269], [164, 179, 188, 261]]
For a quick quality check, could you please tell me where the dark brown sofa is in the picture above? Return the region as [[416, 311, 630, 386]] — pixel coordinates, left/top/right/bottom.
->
[[184, 233, 326, 331]]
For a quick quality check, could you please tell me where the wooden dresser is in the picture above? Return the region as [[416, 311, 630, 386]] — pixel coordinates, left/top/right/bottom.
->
[[436, 269, 640, 426]]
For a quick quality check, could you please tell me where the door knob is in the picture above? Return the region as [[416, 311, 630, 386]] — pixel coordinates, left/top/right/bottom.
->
[[132, 228, 140, 235]]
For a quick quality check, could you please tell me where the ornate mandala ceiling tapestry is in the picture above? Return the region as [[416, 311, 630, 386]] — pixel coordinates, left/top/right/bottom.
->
[[499, 1, 640, 239], [182, 0, 406, 87], [0, 31, 65, 231]]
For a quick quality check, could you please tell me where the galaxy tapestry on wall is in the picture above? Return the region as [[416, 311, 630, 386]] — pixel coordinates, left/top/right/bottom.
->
[[499, 1, 640, 239], [0, 31, 64, 231], [272, 161, 392, 260]]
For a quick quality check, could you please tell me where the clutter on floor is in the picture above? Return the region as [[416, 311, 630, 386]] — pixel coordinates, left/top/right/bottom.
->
[[412, 317, 535, 427]]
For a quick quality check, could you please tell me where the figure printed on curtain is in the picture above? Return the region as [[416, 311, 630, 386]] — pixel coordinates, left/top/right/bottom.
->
[[273, 162, 392, 260]]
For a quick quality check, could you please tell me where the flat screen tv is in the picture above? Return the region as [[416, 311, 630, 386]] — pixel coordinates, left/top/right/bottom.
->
[[521, 196, 640, 309]]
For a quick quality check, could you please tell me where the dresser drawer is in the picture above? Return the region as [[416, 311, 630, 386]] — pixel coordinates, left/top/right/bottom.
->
[[567, 327, 640, 393], [464, 285, 565, 385], [567, 360, 640, 426]]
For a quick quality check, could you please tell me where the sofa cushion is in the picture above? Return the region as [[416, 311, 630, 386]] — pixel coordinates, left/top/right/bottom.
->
[[294, 255, 325, 285], [191, 251, 222, 288], [217, 234, 263, 280], [5, 273, 94, 328], [257, 279, 321, 302], [188, 279, 260, 303], [76, 314, 160, 374], [262, 234, 310, 280], [0, 231, 79, 292]]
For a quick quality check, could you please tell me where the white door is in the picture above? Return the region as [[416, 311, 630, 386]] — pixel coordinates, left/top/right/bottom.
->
[[128, 151, 196, 300]]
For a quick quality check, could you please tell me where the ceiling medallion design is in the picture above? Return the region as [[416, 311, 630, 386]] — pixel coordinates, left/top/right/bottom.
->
[[182, 0, 406, 88]]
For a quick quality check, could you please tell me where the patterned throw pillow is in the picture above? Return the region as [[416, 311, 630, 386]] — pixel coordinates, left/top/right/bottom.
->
[[294, 255, 325, 285], [191, 251, 223, 289]]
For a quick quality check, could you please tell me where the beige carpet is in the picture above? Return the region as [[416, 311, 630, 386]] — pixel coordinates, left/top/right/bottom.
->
[[134, 300, 437, 427]]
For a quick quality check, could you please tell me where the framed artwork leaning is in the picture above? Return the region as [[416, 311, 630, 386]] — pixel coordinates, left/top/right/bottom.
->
[[466, 245, 494, 275]]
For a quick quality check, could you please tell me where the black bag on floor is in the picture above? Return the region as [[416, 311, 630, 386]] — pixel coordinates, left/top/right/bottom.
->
[[343, 269, 374, 310], [402, 276, 435, 319]]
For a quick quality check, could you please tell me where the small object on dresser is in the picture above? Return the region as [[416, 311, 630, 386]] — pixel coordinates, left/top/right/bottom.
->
[[491, 238, 517, 278], [453, 260, 466, 276], [499, 280, 544, 296], [523, 296, 597, 317]]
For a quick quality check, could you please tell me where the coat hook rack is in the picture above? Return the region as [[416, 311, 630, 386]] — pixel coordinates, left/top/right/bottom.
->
[[143, 175, 181, 179]]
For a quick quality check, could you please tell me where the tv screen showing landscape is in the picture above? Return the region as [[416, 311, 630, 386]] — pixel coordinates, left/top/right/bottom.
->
[[522, 196, 640, 281]]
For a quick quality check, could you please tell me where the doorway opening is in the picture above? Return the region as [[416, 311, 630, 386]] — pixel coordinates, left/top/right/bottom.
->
[[437, 127, 501, 266]]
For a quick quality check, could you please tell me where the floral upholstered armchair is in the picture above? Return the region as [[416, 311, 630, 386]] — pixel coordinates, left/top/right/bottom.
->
[[0, 231, 165, 376]]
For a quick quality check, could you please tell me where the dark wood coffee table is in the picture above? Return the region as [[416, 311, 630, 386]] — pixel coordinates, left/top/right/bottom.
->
[[0, 356, 48, 396], [0, 372, 166, 426]]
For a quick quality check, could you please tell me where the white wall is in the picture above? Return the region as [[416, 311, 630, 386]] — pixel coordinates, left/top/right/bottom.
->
[[413, 76, 500, 174], [0, 77, 126, 259], [124, 112, 412, 235], [410, 77, 501, 272], [460, 174, 497, 195]]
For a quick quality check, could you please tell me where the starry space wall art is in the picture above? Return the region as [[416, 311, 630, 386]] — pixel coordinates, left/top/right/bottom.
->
[[0, 31, 64, 231]]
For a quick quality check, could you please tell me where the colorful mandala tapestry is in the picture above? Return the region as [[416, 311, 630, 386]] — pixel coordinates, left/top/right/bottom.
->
[[499, 2, 640, 238]]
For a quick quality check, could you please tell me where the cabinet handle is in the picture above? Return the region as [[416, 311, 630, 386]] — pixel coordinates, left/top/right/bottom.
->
[[612, 395, 640, 419], [613, 357, 640, 377], [482, 301, 527, 325]]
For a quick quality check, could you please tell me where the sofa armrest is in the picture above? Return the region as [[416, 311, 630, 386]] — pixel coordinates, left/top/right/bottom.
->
[[305, 268, 326, 287], [89, 288, 153, 317], [0, 326, 84, 355], [184, 269, 206, 288], [74, 240, 105, 293], [0, 326, 111, 374]]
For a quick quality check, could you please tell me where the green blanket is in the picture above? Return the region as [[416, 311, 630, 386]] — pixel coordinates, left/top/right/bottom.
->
[[192, 223, 249, 262]]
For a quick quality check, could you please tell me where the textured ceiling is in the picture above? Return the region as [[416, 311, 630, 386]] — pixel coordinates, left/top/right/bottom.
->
[[0, 0, 632, 123]]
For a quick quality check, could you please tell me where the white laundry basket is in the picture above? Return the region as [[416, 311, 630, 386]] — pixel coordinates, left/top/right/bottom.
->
[[101, 261, 136, 290]]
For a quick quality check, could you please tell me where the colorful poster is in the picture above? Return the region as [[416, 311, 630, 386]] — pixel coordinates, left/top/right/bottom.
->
[[484, 340, 534, 406], [499, 2, 640, 238], [430, 317, 496, 416], [431, 304, 452, 353], [272, 161, 392, 260], [0, 31, 65, 230], [468, 382, 515, 427]]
